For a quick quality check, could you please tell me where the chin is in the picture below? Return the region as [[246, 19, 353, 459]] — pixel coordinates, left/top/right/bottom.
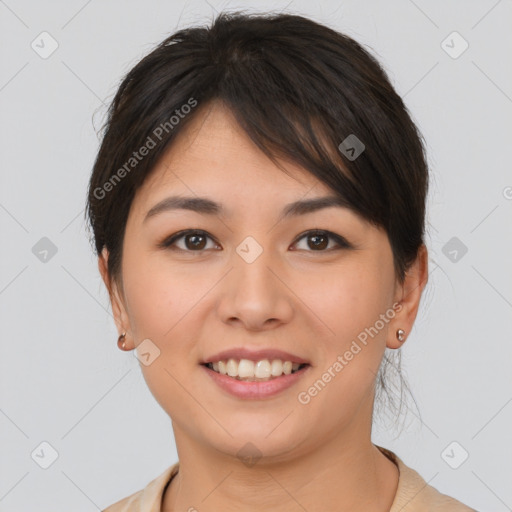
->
[[199, 421, 307, 463]]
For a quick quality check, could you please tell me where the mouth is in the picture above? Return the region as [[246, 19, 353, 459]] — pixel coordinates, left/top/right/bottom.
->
[[200, 358, 312, 399], [199, 348, 312, 399], [201, 359, 310, 382]]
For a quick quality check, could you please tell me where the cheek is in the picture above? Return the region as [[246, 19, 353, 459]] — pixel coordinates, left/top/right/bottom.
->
[[120, 255, 199, 416], [122, 270, 171, 340], [120, 250, 209, 381], [292, 267, 392, 429], [121, 247, 196, 340], [302, 261, 393, 348], [300, 260, 394, 408]]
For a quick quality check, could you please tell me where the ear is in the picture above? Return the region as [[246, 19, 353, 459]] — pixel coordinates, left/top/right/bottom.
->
[[387, 244, 429, 349], [98, 248, 132, 348]]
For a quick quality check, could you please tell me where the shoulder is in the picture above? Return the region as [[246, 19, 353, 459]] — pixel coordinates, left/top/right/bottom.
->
[[376, 445, 477, 511], [102, 462, 179, 512]]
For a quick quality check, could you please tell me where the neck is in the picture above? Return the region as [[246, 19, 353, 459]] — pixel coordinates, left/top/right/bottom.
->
[[162, 421, 398, 511]]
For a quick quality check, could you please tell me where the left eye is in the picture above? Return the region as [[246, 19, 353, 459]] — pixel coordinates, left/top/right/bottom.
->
[[158, 229, 351, 252], [292, 230, 350, 251]]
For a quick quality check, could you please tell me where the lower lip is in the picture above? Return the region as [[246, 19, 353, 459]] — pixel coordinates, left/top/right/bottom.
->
[[201, 364, 311, 399]]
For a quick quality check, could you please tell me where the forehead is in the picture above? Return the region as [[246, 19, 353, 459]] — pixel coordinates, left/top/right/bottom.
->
[[132, 102, 335, 212]]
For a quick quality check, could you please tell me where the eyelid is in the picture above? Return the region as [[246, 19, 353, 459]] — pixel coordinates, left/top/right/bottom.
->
[[157, 229, 219, 251], [158, 229, 352, 252], [293, 229, 352, 250]]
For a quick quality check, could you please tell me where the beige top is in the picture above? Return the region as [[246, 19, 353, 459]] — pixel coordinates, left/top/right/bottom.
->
[[102, 445, 476, 511]]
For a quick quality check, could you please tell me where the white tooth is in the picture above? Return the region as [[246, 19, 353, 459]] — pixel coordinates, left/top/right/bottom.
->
[[270, 360, 283, 376], [212, 359, 300, 378], [282, 361, 292, 375], [226, 358, 238, 377], [254, 359, 271, 378], [238, 359, 255, 378]]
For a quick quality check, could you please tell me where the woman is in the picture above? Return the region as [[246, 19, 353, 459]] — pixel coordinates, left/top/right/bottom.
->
[[87, 11, 476, 511]]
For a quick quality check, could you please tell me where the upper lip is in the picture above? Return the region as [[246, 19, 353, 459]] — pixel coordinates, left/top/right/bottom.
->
[[201, 347, 310, 365]]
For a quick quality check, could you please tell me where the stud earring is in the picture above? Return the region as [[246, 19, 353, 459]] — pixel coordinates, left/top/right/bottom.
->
[[396, 329, 406, 342], [117, 332, 127, 350]]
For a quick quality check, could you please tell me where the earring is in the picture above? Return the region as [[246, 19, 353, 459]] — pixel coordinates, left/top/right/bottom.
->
[[396, 329, 406, 342], [117, 332, 127, 350]]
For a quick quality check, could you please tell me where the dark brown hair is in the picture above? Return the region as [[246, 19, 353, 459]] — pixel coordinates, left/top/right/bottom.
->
[[85, 10, 427, 428]]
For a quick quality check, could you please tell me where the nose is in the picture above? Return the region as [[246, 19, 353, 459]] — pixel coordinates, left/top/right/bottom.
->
[[216, 245, 294, 332]]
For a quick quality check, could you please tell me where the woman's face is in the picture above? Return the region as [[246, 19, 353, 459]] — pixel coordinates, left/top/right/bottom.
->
[[101, 102, 423, 461]]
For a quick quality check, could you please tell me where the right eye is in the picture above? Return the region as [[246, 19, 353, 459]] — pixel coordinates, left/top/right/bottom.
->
[[158, 229, 220, 252]]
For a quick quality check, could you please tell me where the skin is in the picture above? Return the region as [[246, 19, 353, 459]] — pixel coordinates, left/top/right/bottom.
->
[[99, 101, 428, 511]]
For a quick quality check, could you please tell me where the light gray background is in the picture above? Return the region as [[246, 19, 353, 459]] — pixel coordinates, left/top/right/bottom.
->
[[1, 0, 511, 510]]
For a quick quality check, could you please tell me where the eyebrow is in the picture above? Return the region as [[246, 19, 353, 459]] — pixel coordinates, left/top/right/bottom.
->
[[143, 195, 351, 223]]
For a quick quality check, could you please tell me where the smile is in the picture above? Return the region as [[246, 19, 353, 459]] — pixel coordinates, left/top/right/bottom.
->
[[201, 360, 311, 399], [203, 358, 308, 381]]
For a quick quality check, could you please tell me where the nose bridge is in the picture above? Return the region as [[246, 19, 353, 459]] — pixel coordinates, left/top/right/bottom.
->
[[216, 233, 293, 329], [235, 233, 267, 266], [233, 233, 279, 296]]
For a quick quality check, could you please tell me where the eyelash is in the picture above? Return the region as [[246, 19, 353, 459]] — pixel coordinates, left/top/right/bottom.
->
[[157, 229, 353, 253]]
